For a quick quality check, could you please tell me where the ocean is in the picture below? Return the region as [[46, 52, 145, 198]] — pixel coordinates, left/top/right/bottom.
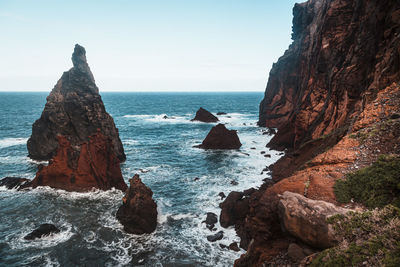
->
[[0, 92, 279, 267]]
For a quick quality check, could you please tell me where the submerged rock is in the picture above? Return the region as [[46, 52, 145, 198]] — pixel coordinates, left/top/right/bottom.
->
[[0, 177, 30, 190], [24, 224, 60, 240], [27, 44, 125, 162], [207, 231, 224, 242], [217, 112, 227, 115], [191, 107, 219, 123], [116, 174, 157, 234], [194, 124, 241, 149], [29, 131, 127, 192], [278, 191, 353, 248]]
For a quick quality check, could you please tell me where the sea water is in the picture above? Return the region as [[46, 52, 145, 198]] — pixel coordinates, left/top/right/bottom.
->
[[0, 92, 279, 267]]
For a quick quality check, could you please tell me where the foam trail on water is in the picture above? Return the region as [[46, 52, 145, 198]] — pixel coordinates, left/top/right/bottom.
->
[[0, 137, 28, 149]]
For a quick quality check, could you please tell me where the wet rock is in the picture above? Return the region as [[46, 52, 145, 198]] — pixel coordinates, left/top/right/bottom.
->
[[0, 177, 30, 190], [278, 191, 353, 248], [217, 112, 227, 115], [230, 180, 238, 186], [29, 131, 127, 192], [24, 224, 60, 240], [219, 191, 249, 228], [27, 44, 125, 162], [264, 154, 271, 158], [260, 151, 266, 154], [250, 147, 256, 150], [229, 242, 240, 252], [204, 212, 218, 225], [162, 115, 168, 119], [116, 174, 157, 234], [194, 177, 200, 181], [207, 231, 224, 242], [194, 124, 241, 149], [191, 107, 219, 123], [218, 192, 226, 200], [220, 244, 228, 249]]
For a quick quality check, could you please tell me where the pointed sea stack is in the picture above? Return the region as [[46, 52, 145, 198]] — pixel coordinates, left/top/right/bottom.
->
[[116, 174, 158, 234], [27, 44, 125, 162], [191, 107, 219, 123], [28, 131, 127, 192], [195, 124, 241, 149]]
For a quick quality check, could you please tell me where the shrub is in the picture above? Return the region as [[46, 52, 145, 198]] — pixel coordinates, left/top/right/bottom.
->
[[334, 155, 400, 208]]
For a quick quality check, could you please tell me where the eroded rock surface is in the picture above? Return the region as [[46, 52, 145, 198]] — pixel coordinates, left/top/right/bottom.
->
[[195, 124, 241, 149], [191, 107, 219, 123], [116, 174, 157, 234], [28, 131, 127, 192], [27, 44, 125, 162]]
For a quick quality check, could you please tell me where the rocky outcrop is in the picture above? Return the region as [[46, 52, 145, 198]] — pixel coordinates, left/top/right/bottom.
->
[[191, 107, 219, 123], [27, 44, 125, 162], [116, 174, 157, 234], [278, 191, 353, 248], [0, 177, 30, 190], [28, 131, 127, 192], [195, 124, 241, 149], [259, 0, 400, 152], [24, 224, 60, 240]]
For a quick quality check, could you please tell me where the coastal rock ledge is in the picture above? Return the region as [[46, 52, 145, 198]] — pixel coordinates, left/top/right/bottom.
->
[[27, 44, 125, 162], [116, 174, 158, 234]]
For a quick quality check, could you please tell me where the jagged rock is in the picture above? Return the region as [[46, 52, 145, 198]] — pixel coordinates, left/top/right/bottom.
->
[[191, 107, 219, 123], [28, 131, 127, 192], [207, 231, 224, 242], [278, 191, 353, 248], [27, 44, 125, 162], [218, 192, 226, 200], [116, 174, 157, 234], [219, 191, 249, 228], [229, 242, 240, 252], [0, 177, 30, 190], [194, 124, 241, 149], [24, 224, 60, 240]]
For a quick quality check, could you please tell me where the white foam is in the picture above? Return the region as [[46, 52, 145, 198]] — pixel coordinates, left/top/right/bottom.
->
[[122, 139, 138, 145], [0, 137, 28, 149]]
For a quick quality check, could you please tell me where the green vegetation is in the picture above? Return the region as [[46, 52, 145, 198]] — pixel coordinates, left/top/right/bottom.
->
[[334, 155, 400, 208], [310, 205, 400, 267]]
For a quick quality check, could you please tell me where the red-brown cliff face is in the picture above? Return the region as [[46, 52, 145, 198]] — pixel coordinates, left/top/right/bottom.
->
[[29, 131, 127, 192], [259, 0, 400, 151]]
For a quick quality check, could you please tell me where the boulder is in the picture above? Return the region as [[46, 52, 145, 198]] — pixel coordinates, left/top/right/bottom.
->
[[24, 224, 60, 240], [28, 131, 127, 192], [195, 124, 241, 149], [278, 191, 353, 248], [207, 231, 224, 242], [116, 174, 157, 234], [229, 242, 240, 252], [27, 44, 125, 162], [0, 177, 30, 190], [204, 212, 218, 225], [191, 107, 219, 123], [219, 191, 249, 228]]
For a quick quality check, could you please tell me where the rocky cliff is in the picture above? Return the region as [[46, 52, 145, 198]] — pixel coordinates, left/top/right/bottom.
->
[[27, 44, 125, 162], [231, 0, 400, 266]]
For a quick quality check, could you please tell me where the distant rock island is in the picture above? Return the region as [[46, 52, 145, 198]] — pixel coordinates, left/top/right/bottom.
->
[[27, 44, 125, 162], [191, 107, 219, 123]]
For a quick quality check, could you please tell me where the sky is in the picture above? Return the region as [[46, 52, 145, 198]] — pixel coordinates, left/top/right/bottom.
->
[[0, 0, 299, 92]]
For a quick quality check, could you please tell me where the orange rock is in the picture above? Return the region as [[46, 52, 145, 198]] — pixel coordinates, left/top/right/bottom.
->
[[30, 131, 127, 192]]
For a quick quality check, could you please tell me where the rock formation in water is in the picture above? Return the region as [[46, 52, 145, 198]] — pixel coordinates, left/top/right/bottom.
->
[[230, 0, 400, 266], [116, 174, 158, 234], [28, 131, 127, 192], [0, 177, 30, 190], [27, 44, 125, 162], [191, 107, 219, 123], [195, 124, 241, 149], [24, 224, 60, 240]]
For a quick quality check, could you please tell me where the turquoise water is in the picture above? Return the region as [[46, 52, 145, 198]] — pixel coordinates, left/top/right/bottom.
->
[[0, 92, 278, 266]]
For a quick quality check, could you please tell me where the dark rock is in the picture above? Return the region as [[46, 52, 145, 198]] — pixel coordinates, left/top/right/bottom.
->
[[287, 243, 306, 262], [194, 177, 200, 181], [390, 113, 400, 119], [27, 44, 125, 162], [250, 147, 256, 150], [194, 124, 241, 149], [203, 212, 218, 229], [230, 180, 238, 185], [162, 115, 168, 119], [218, 192, 226, 200], [219, 191, 249, 228], [217, 112, 227, 115], [264, 154, 271, 158], [191, 107, 219, 123], [24, 224, 60, 240], [243, 188, 256, 196], [0, 177, 30, 190], [229, 242, 240, 252], [206, 224, 215, 230], [207, 231, 224, 242], [116, 174, 157, 234], [28, 131, 127, 192], [220, 244, 228, 249], [260, 151, 266, 154]]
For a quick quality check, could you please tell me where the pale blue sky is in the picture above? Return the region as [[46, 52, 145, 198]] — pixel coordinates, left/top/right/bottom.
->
[[0, 0, 299, 92]]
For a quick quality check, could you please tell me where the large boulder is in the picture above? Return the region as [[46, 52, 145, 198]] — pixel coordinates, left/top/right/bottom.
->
[[220, 191, 249, 228], [0, 177, 30, 190], [116, 174, 157, 234], [27, 44, 125, 162], [28, 131, 127, 192], [278, 191, 353, 248], [191, 107, 219, 123], [195, 124, 242, 149]]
